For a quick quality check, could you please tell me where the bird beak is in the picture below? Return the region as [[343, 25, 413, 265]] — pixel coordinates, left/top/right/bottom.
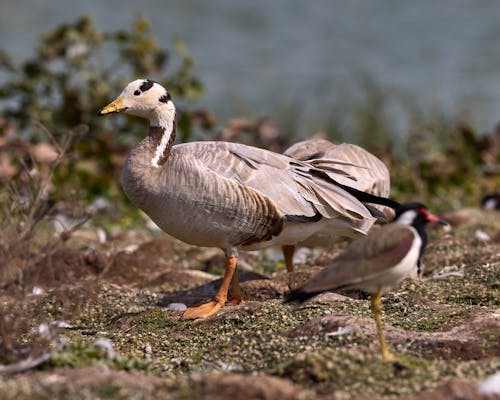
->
[[427, 212, 449, 226], [437, 218, 449, 226], [98, 96, 127, 115]]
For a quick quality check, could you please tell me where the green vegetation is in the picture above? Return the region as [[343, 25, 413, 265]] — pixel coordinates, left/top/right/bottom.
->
[[0, 15, 207, 200], [50, 339, 150, 371], [0, 16, 498, 210]]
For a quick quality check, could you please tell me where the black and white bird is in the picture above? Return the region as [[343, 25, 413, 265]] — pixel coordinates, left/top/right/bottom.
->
[[482, 192, 500, 210], [286, 202, 446, 360]]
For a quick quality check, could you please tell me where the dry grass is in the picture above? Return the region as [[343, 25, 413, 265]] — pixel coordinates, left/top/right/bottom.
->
[[0, 121, 498, 398], [0, 125, 93, 367]]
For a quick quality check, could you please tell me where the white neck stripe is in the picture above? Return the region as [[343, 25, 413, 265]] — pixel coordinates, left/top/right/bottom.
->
[[151, 127, 172, 167], [150, 103, 175, 167]]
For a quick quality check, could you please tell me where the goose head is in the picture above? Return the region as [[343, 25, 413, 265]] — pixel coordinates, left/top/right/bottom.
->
[[99, 79, 175, 126]]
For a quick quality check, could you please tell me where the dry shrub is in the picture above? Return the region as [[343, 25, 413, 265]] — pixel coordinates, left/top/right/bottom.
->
[[0, 124, 97, 366]]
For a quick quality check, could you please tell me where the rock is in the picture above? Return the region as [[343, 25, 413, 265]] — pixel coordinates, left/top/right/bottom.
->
[[165, 303, 187, 312]]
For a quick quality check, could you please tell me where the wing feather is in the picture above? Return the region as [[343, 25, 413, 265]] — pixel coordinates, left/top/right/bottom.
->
[[175, 141, 374, 222], [284, 139, 390, 196]]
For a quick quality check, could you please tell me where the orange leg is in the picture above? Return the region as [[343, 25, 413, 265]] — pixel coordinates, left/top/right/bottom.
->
[[228, 268, 245, 305], [182, 256, 238, 319], [282, 245, 295, 272]]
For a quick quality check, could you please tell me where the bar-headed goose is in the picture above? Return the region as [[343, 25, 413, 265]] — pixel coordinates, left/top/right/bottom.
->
[[282, 138, 391, 271], [99, 79, 398, 319]]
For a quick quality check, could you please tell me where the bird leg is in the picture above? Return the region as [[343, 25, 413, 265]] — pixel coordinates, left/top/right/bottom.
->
[[182, 256, 238, 319], [282, 245, 295, 272], [370, 289, 394, 361], [228, 268, 245, 305]]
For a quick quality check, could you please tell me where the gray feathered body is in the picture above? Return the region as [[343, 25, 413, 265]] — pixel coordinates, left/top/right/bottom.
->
[[284, 139, 390, 207], [122, 136, 377, 255], [283, 139, 393, 247]]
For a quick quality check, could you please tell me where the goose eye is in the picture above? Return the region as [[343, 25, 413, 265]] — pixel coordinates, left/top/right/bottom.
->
[[134, 90, 141, 96]]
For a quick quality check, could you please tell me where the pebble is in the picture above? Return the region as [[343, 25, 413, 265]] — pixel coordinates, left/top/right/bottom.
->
[[32, 286, 45, 295], [166, 302, 187, 311], [94, 337, 116, 359], [325, 326, 353, 337], [54, 321, 73, 329], [38, 323, 51, 338], [474, 229, 491, 241], [477, 372, 500, 395], [123, 244, 139, 254]]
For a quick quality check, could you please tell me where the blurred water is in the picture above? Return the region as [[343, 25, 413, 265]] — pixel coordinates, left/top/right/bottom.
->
[[1, 0, 500, 134]]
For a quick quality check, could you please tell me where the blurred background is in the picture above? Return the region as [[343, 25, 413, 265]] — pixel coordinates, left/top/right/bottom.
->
[[2, 0, 500, 132], [0, 0, 499, 222]]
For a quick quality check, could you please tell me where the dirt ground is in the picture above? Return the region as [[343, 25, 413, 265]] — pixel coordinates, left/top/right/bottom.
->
[[0, 207, 499, 399]]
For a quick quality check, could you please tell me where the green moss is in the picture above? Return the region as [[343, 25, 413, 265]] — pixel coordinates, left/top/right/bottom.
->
[[481, 330, 500, 350], [276, 346, 499, 397], [96, 382, 122, 398], [49, 339, 150, 372], [1, 202, 498, 399], [138, 309, 180, 330], [382, 292, 468, 332], [420, 265, 499, 308]]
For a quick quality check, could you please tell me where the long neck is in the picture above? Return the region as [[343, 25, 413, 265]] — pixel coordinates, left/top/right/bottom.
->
[[148, 102, 177, 168]]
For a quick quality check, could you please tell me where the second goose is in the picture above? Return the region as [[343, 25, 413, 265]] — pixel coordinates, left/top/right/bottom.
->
[[282, 138, 392, 272]]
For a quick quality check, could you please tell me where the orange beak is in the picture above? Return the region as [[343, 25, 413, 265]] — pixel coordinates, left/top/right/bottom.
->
[[98, 96, 127, 115]]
